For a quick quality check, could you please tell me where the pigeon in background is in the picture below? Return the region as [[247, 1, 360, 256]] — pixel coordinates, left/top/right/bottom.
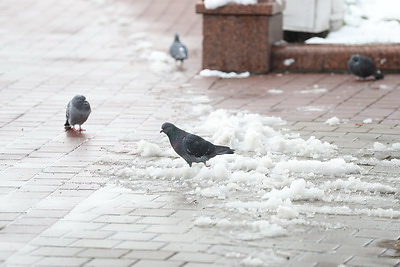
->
[[64, 95, 91, 132], [169, 33, 188, 64], [348, 54, 384, 80], [160, 122, 234, 167]]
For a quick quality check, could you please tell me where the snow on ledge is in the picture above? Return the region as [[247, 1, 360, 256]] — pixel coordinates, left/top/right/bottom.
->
[[204, 0, 257, 10], [199, 69, 250, 78]]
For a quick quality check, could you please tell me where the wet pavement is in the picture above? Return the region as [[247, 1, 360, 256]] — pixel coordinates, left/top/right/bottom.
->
[[0, 0, 399, 266]]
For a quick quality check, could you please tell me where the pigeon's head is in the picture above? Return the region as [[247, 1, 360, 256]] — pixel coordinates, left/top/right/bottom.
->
[[72, 95, 90, 111], [73, 95, 87, 102], [350, 54, 360, 63], [174, 33, 180, 42], [160, 122, 177, 135]]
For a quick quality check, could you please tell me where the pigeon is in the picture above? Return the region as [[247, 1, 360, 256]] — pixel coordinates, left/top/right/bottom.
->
[[169, 33, 188, 64], [64, 95, 91, 132], [160, 122, 234, 167], [348, 54, 384, 80]]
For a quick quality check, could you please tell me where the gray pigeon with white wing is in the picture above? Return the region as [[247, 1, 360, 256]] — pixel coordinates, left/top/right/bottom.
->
[[64, 95, 91, 132], [169, 33, 188, 64], [348, 54, 384, 80], [160, 122, 234, 167]]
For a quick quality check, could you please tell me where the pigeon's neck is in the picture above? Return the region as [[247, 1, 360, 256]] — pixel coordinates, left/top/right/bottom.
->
[[167, 130, 180, 142], [167, 128, 184, 148]]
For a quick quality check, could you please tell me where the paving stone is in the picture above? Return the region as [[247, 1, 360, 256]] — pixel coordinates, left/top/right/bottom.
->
[[63, 230, 114, 239], [30, 237, 77, 247], [70, 239, 121, 249], [296, 252, 353, 265], [109, 232, 157, 241], [346, 255, 400, 267], [136, 216, 183, 225], [288, 241, 340, 253], [31, 246, 84, 257], [131, 259, 184, 267], [0, 0, 400, 266], [83, 258, 137, 267], [123, 250, 175, 260], [76, 248, 130, 258], [169, 252, 220, 263], [3, 254, 43, 266], [161, 243, 210, 253], [115, 241, 166, 250], [100, 223, 147, 232], [355, 229, 400, 240]]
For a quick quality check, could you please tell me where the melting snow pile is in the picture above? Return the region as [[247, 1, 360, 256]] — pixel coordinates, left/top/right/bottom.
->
[[306, 0, 400, 44], [97, 108, 399, 241]]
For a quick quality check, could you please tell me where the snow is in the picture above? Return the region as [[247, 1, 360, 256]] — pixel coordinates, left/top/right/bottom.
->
[[297, 106, 327, 112], [268, 89, 284, 94], [274, 158, 360, 176], [131, 140, 165, 157], [324, 177, 397, 194], [199, 69, 250, 79], [148, 51, 174, 74], [97, 105, 399, 247], [299, 88, 328, 94], [306, 0, 400, 44], [204, 0, 257, 10], [372, 142, 400, 151], [324, 117, 341, 126], [283, 58, 295, 66]]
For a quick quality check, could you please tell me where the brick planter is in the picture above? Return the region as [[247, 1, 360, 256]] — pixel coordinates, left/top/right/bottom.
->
[[272, 43, 400, 73], [196, 1, 284, 74]]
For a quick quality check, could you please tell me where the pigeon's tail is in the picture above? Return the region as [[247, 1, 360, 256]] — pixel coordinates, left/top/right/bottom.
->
[[64, 119, 71, 130], [215, 145, 235, 155], [374, 70, 384, 80]]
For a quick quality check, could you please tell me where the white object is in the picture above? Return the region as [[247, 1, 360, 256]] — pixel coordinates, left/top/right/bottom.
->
[[305, 0, 400, 44], [199, 69, 250, 78], [284, 0, 344, 33], [204, 0, 257, 10], [324, 117, 340, 126]]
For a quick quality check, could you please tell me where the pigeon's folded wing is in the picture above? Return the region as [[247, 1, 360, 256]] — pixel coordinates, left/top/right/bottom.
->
[[184, 134, 214, 157]]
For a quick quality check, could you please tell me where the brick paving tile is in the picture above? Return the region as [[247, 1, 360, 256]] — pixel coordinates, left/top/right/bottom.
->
[[34, 256, 91, 267], [82, 258, 137, 267], [123, 250, 175, 260], [0, 0, 400, 266], [131, 259, 184, 267]]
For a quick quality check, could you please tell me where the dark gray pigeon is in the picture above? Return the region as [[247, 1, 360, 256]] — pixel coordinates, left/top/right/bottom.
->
[[169, 33, 188, 64], [160, 122, 234, 167], [348, 54, 384, 80], [64, 95, 91, 132]]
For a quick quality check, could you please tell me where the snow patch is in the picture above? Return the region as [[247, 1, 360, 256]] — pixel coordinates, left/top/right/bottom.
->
[[283, 58, 295, 66], [299, 88, 328, 94], [268, 89, 284, 94], [204, 0, 257, 10], [297, 106, 327, 112], [199, 69, 250, 78], [324, 117, 341, 126], [132, 140, 165, 157], [306, 0, 400, 44], [274, 158, 360, 176], [324, 177, 397, 194], [97, 107, 399, 244]]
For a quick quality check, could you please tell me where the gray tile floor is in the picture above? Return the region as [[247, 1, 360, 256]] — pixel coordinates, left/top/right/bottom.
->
[[0, 0, 399, 266]]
